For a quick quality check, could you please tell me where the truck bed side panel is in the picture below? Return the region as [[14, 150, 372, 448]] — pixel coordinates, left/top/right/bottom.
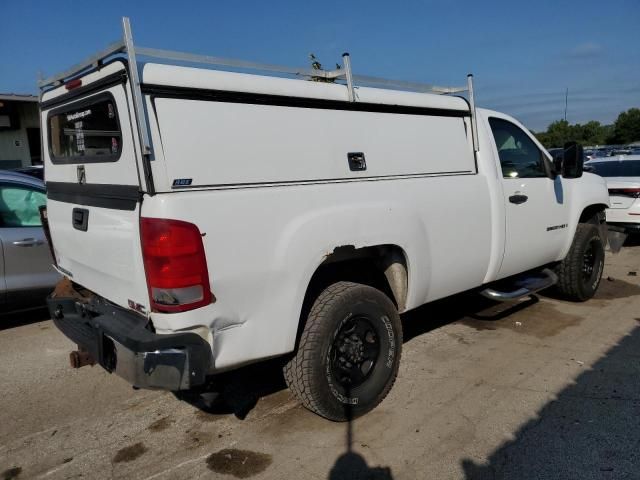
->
[[143, 179, 491, 371], [143, 92, 491, 370]]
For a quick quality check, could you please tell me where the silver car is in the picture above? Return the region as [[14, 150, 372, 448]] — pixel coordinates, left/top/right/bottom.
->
[[1, 170, 60, 311]]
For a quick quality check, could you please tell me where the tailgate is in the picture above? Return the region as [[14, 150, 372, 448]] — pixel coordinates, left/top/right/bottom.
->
[[41, 62, 150, 312]]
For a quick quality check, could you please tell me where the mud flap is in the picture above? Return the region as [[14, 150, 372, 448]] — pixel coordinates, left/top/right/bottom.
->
[[607, 226, 627, 254]]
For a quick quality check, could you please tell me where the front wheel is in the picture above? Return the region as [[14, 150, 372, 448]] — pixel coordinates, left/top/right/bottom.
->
[[554, 223, 605, 301], [284, 281, 402, 421]]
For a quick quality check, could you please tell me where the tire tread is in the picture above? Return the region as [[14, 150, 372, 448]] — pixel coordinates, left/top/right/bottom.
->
[[555, 223, 603, 301], [284, 281, 401, 420]]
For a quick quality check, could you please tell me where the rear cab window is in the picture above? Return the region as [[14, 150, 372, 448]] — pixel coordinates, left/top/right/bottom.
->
[[48, 93, 122, 164]]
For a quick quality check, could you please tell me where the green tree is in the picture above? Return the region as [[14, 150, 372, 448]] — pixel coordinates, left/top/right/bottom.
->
[[534, 119, 615, 148], [536, 120, 572, 148], [581, 121, 606, 144], [609, 108, 640, 144]]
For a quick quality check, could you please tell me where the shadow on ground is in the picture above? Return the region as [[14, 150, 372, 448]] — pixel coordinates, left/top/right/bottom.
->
[[183, 290, 537, 479], [623, 234, 640, 247], [461, 324, 640, 480], [0, 306, 49, 331], [177, 357, 289, 420], [181, 291, 524, 419]]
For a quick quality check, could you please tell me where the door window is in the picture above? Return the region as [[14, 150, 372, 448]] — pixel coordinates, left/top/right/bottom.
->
[[489, 118, 548, 178], [0, 184, 46, 227]]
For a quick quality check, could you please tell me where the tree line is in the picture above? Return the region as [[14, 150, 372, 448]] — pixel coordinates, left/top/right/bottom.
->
[[533, 108, 640, 148]]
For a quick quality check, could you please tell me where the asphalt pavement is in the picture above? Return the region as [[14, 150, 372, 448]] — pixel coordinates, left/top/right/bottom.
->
[[1, 246, 639, 480]]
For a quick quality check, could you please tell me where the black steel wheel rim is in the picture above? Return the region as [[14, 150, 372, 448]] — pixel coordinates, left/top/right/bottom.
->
[[582, 241, 597, 281], [330, 315, 381, 389]]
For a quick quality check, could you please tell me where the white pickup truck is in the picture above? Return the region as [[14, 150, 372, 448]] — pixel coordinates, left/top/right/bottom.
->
[[42, 19, 609, 421]]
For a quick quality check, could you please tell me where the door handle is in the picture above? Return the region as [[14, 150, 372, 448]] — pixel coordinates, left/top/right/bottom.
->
[[13, 238, 44, 247], [72, 208, 89, 232], [509, 194, 528, 205], [347, 152, 367, 171]]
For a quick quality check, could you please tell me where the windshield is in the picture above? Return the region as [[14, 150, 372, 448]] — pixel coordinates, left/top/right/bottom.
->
[[588, 160, 640, 177]]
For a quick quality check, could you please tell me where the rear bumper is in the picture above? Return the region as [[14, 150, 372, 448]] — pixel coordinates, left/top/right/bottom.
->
[[47, 294, 212, 391]]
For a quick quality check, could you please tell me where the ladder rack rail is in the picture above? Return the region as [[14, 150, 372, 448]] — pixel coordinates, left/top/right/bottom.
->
[[38, 17, 480, 155]]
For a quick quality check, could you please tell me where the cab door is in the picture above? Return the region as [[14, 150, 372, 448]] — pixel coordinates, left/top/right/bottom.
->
[[488, 116, 570, 279]]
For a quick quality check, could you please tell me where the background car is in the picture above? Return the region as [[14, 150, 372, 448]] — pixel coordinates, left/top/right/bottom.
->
[[0, 170, 60, 311], [546, 148, 564, 163], [11, 165, 44, 180], [584, 155, 640, 234]]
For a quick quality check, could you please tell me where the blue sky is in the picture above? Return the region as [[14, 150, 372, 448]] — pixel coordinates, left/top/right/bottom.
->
[[2, 0, 638, 131]]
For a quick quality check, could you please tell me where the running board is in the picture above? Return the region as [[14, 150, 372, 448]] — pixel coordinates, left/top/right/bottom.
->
[[480, 268, 558, 302]]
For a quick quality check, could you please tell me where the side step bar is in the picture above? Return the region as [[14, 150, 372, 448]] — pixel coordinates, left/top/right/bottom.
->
[[480, 268, 558, 302]]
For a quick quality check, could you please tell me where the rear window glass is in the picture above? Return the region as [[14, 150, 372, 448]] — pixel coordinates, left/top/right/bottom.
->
[[48, 93, 121, 163], [588, 160, 640, 177]]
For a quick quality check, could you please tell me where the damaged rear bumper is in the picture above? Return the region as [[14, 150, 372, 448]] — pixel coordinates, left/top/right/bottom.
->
[[47, 291, 212, 391]]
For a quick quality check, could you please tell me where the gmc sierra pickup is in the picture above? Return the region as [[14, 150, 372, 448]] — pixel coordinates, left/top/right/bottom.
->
[[41, 18, 609, 420]]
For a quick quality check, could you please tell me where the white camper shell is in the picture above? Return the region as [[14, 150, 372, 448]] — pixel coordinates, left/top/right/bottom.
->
[[42, 18, 610, 420]]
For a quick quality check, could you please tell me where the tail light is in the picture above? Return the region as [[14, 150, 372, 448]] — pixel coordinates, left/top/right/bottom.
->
[[140, 218, 213, 313], [609, 188, 640, 198]]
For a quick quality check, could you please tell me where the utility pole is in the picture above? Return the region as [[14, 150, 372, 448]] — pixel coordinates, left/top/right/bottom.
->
[[564, 88, 568, 122]]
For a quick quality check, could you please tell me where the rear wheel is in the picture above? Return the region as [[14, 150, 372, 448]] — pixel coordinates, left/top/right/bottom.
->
[[284, 281, 402, 421], [554, 223, 605, 301]]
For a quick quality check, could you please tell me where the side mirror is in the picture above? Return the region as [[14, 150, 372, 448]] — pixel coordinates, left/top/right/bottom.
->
[[562, 142, 584, 178], [552, 152, 563, 174]]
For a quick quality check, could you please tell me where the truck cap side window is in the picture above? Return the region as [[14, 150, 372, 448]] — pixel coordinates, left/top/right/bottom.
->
[[489, 117, 547, 179], [48, 92, 122, 164]]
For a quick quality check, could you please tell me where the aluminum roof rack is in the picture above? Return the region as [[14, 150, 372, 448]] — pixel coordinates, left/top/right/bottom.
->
[[38, 17, 480, 156]]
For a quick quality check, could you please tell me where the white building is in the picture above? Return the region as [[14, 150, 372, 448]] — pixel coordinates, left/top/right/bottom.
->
[[0, 93, 40, 169]]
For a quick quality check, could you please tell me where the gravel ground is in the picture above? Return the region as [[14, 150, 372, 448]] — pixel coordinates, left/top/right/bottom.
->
[[1, 246, 639, 480]]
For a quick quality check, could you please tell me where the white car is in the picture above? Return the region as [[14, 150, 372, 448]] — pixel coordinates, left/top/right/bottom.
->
[[585, 155, 640, 234]]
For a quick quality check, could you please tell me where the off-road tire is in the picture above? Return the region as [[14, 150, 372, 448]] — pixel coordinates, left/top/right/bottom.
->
[[554, 223, 605, 301], [284, 281, 402, 421]]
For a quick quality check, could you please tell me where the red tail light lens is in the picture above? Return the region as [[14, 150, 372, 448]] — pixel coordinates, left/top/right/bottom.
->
[[609, 188, 640, 198], [140, 218, 212, 313], [65, 78, 82, 90]]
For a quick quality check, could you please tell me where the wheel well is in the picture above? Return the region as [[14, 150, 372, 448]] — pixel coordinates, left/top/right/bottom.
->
[[300, 244, 408, 326], [579, 204, 607, 224]]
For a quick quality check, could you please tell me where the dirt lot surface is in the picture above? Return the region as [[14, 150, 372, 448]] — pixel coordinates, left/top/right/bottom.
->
[[1, 246, 640, 480]]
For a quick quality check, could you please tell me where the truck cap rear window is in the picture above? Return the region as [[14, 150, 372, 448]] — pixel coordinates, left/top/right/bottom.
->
[[48, 92, 122, 164]]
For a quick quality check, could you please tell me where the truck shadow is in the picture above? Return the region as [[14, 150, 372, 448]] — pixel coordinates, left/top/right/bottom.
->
[[0, 306, 50, 331], [185, 291, 526, 419], [460, 324, 640, 480], [623, 234, 640, 247], [187, 292, 538, 480], [402, 291, 536, 342]]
